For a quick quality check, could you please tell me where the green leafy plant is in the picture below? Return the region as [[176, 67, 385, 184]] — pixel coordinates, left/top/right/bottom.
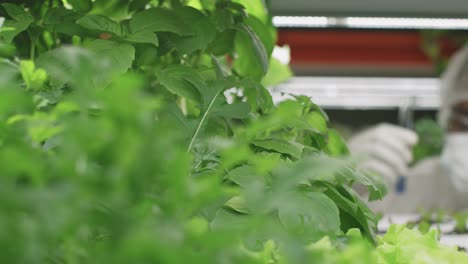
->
[[413, 118, 444, 162], [454, 211, 468, 234], [308, 225, 468, 264], [5, 1, 463, 263]]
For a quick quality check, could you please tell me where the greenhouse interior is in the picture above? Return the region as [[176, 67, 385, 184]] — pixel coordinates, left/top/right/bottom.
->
[[2, 0, 468, 263]]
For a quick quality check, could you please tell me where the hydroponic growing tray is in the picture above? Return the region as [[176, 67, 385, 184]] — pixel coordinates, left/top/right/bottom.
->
[[379, 214, 468, 249]]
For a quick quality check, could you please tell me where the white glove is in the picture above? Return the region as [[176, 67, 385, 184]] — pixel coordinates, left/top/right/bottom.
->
[[348, 123, 419, 189]]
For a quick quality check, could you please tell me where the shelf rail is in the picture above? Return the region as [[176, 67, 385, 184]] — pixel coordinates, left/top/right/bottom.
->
[[271, 76, 440, 110]]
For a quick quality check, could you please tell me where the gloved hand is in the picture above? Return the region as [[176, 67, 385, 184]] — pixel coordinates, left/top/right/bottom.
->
[[348, 123, 419, 190]]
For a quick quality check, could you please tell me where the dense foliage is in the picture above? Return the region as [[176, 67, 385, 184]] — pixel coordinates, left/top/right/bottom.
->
[[413, 118, 443, 162], [311, 225, 468, 264], [0, 1, 464, 263]]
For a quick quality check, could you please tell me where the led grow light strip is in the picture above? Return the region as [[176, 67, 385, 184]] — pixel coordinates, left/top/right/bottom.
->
[[272, 16, 329, 28], [346, 17, 468, 30], [273, 16, 468, 30]]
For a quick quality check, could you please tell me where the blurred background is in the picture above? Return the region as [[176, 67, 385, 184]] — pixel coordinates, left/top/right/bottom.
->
[[268, 0, 468, 160]]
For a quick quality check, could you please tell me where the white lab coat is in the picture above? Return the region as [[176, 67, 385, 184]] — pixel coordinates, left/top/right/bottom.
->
[[368, 157, 468, 213]]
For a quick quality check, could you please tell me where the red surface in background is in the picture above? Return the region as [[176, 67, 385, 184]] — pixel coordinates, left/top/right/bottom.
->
[[277, 30, 460, 66]]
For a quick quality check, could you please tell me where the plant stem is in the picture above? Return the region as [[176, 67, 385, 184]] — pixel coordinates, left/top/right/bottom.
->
[[30, 35, 36, 60], [187, 90, 221, 152], [180, 97, 187, 115]]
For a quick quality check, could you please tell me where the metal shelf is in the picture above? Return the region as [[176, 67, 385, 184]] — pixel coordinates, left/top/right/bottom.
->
[[271, 76, 440, 110]]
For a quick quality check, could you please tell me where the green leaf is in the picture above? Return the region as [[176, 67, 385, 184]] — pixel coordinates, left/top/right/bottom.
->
[[43, 7, 85, 36], [0, 20, 29, 43], [320, 183, 378, 244], [8, 112, 63, 144], [162, 103, 197, 139], [225, 196, 249, 214], [211, 208, 250, 231], [204, 78, 237, 110], [306, 132, 326, 151], [211, 55, 231, 78], [88, 0, 129, 20], [278, 191, 340, 241], [76, 15, 122, 36], [241, 79, 274, 113], [234, 25, 268, 80], [251, 138, 304, 159], [278, 155, 353, 186], [325, 129, 349, 156], [221, 1, 248, 17], [186, 78, 237, 151], [1, 3, 33, 22], [125, 29, 159, 46], [201, 0, 216, 10], [36, 47, 85, 88], [364, 172, 388, 201], [213, 8, 235, 32], [68, 0, 92, 12], [129, 0, 148, 13], [208, 29, 235, 56], [0, 41, 16, 57], [0, 4, 34, 43], [134, 45, 159, 66], [36, 46, 116, 88], [227, 165, 257, 188], [19, 60, 47, 91], [129, 8, 192, 36], [321, 159, 387, 201], [211, 102, 251, 119], [156, 64, 206, 103], [283, 154, 385, 205], [261, 57, 292, 87], [232, 0, 269, 24], [150, 32, 173, 55], [171, 7, 216, 54], [85, 39, 135, 74], [186, 0, 203, 10], [234, 17, 274, 81], [245, 16, 275, 58], [306, 111, 328, 134]]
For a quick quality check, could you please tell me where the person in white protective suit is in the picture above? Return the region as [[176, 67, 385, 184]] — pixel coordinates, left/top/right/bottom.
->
[[349, 44, 468, 213]]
